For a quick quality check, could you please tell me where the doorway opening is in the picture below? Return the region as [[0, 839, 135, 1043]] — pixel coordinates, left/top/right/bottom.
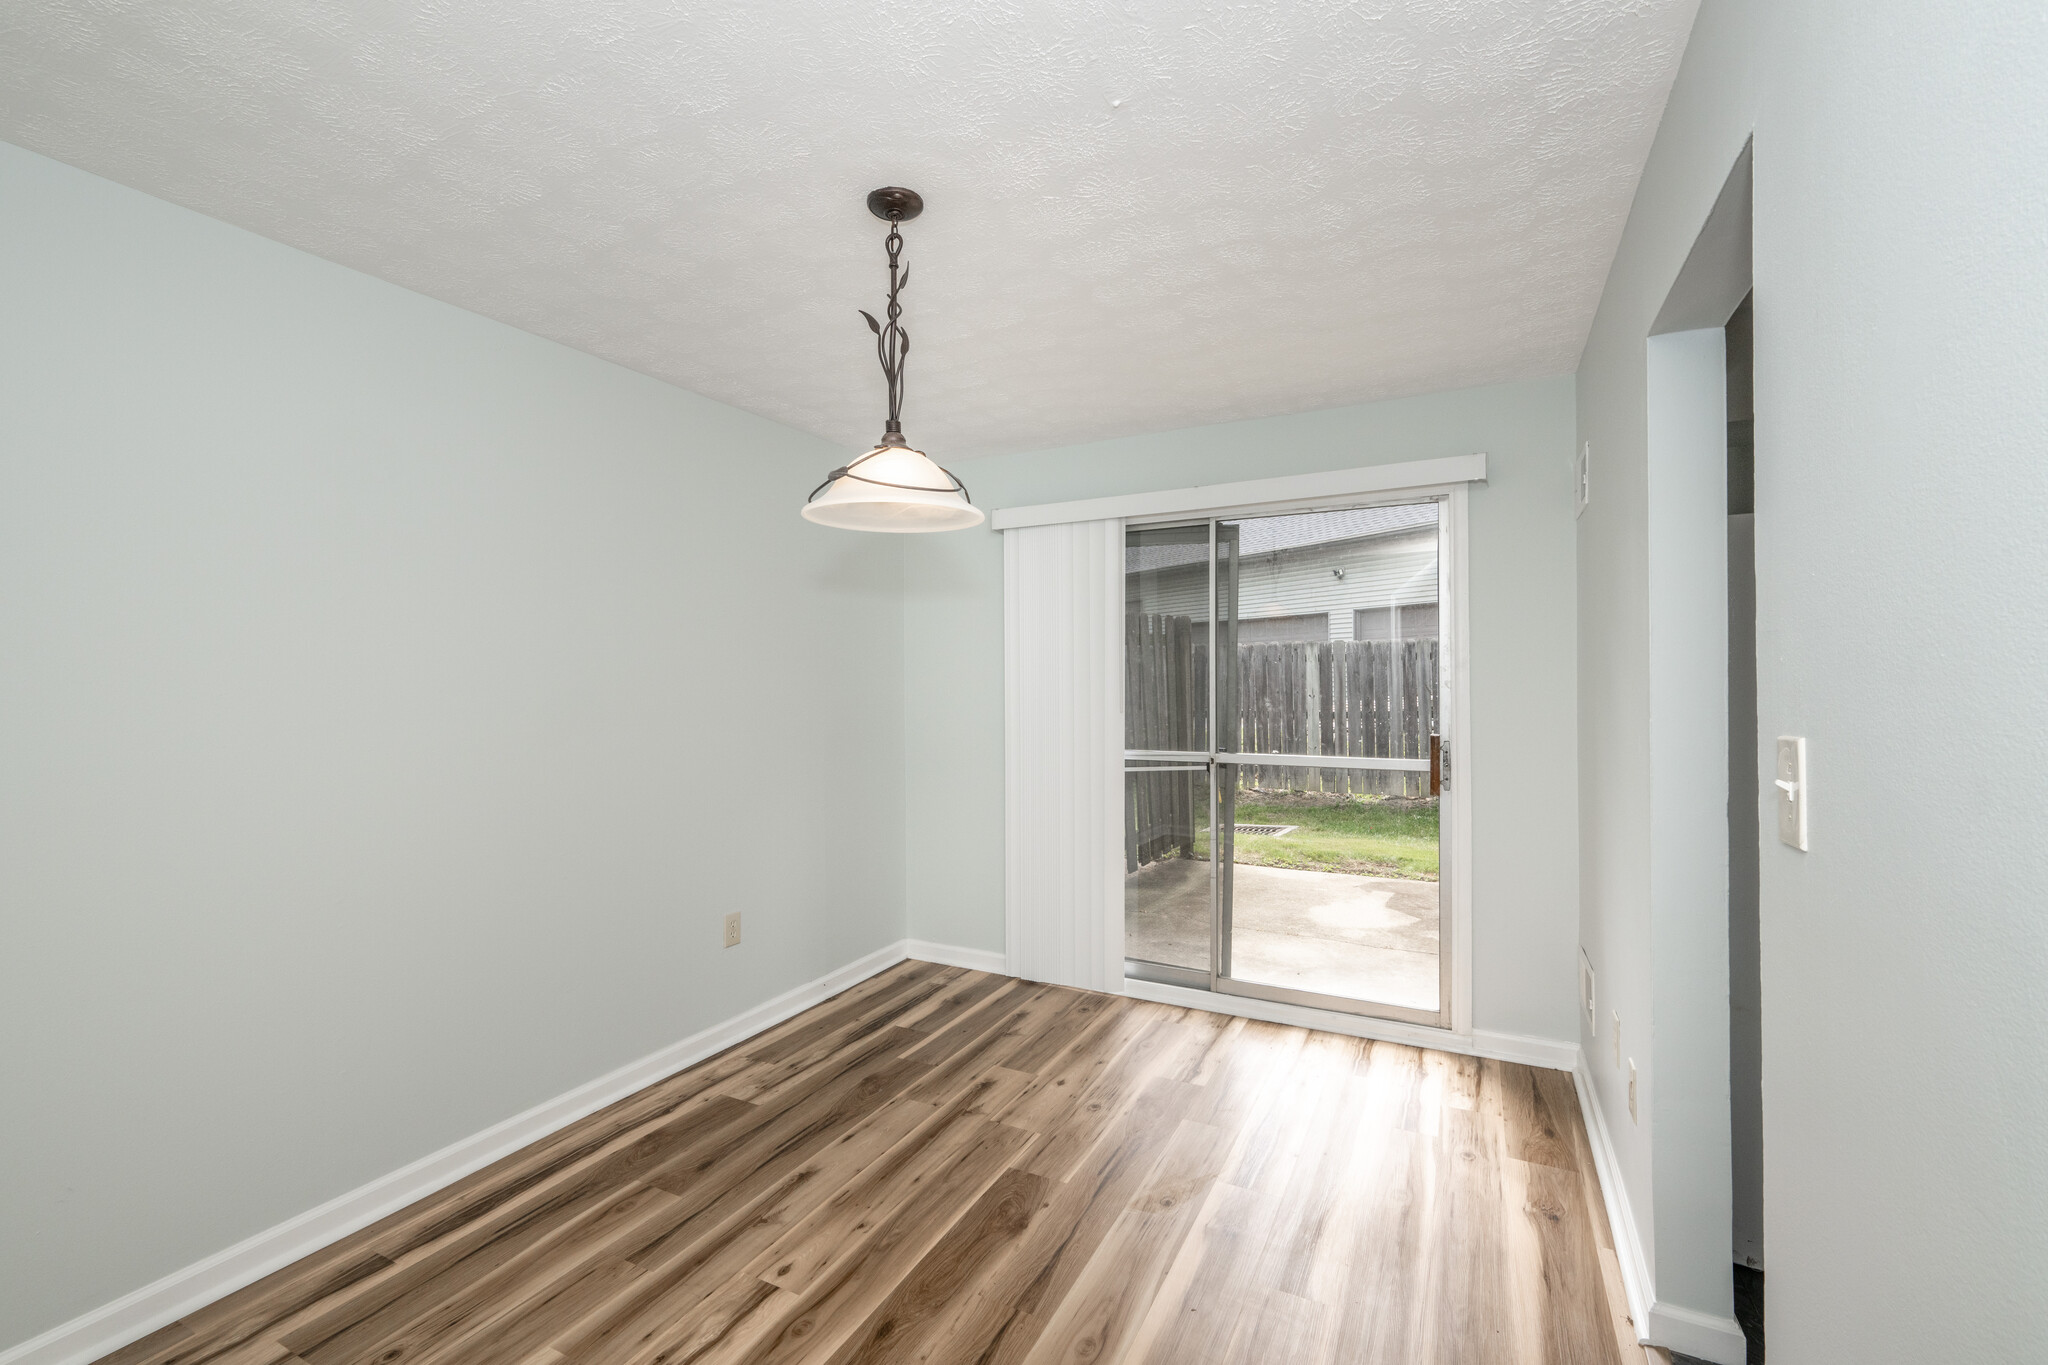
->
[[1122, 500, 1454, 1028], [1726, 291, 1766, 1360], [1642, 136, 1761, 1363]]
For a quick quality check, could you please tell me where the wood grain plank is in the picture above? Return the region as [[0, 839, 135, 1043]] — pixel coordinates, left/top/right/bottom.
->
[[393, 1184, 690, 1365], [726, 972, 960, 1105], [886, 968, 998, 1034], [826, 1167, 1050, 1365], [296, 1201, 591, 1365], [992, 1005, 1167, 1138], [1492, 1059, 1578, 1170], [1496, 1154, 1550, 1365], [643, 1043, 930, 1221], [1180, 1019, 1309, 1136], [1120, 1035, 1371, 1364], [741, 964, 946, 1069], [1222, 1286, 1331, 1365], [905, 970, 1013, 1034], [1016, 1117, 1236, 1365], [205, 1079, 753, 1365], [604, 1118, 1035, 1365], [998, 991, 1127, 1076], [428, 1254, 642, 1365], [362, 1047, 761, 1265], [280, 1097, 760, 1359], [1261, 1038, 1375, 1302], [1322, 1128, 1427, 1365], [1120, 1182, 1259, 1365], [894, 980, 1035, 1067], [1143, 1005, 1237, 1087], [752, 1099, 1022, 1297], [1524, 1161, 1626, 1365], [122, 1251, 395, 1365], [90, 1321, 197, 1365], [1019, 1030, 1203, 1184], [551, 1098, 940, 1365], [734, 1121, 1041, 1365], [904, 1078, 1200, 1365], [1413, 1105, 1514, 1365], [901, 989, 1079, 1103]]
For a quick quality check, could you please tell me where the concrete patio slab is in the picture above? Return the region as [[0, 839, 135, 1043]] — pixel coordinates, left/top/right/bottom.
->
[[1124, 857, 1439, 1013]]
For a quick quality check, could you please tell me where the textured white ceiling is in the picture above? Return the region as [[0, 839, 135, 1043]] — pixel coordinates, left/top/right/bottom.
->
[[0, 1, 1697, 459]]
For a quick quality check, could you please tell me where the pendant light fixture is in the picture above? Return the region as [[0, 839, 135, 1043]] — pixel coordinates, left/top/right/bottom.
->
[[802, 188, 984, 532]]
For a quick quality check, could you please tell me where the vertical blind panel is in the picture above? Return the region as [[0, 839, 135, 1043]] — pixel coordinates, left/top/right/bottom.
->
[[1004, 518, 1124, 991]]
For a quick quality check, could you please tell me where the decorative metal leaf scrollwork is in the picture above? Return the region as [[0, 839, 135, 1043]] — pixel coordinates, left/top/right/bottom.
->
[[862, 214, 911, 444]]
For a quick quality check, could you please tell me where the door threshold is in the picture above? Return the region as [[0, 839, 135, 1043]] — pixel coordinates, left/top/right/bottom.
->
[[1124, 974, 1471, 1054]]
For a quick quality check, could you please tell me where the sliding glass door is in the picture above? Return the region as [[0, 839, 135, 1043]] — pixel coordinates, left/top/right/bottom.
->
[[1124, 502, 1451, 1027]]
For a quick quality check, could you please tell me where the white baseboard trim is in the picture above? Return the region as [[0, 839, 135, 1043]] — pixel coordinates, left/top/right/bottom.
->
[[1121, 978, 1578, 1071], [903, 939, 1007, 974], [1470, 1027, 1582, 1072], [1571, 1060, 1746, 1365], [1647, 1303, 1747, 1365], [0, 940, 919, 1365], [1573, 1058, 1653, 1336]]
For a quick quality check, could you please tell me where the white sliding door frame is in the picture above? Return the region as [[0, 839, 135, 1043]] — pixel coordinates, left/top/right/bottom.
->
[[992, 453, 1485, 530], [1121, 483, 1472, 1034], [1003, 460, 1477, 1040]]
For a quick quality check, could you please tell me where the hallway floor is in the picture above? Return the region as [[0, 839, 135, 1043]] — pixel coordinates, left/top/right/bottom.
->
[[96, 961, 1637, 1365]]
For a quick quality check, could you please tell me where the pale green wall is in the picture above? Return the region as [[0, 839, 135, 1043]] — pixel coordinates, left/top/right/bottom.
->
[[0, 141, 906, 1347], [1576, 0, 2048, 1357], [903, 376, 1581, 1044]]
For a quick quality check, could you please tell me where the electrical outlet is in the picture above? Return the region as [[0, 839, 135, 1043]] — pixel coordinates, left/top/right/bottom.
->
[[1627, 1059, 1639, 1124], [1612, 1011, 1622, 1069], [1579, 951, 1596, 1032], [722, 912, 742, 948]]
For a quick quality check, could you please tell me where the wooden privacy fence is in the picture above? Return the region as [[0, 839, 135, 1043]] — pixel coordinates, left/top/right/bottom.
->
[[1126, 612, 1208, 752], [1125, 613, 1439, 872], [1125, 613, 1205, 870], [1233, 636, 1439, 798]]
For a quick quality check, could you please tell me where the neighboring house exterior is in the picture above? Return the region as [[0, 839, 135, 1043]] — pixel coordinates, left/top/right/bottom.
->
[[1126, 504, 1440, 642]]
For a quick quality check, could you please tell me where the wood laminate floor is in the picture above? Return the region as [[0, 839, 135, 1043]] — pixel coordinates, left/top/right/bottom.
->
[[98, 962, 1642, 1365]]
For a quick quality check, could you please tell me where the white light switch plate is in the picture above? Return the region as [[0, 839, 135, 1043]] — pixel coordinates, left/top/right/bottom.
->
[[1575, 441, 1591, 518], [1776, 736, 1808, 850]]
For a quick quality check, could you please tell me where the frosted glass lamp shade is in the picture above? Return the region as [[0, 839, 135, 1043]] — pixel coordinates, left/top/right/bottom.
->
[[802, 445, 986, 532]]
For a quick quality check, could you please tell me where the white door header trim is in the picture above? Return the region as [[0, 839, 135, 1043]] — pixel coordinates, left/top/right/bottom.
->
[[989, 454, 1487, 530]]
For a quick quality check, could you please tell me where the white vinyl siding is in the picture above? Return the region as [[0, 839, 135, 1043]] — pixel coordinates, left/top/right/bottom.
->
[[1355, 602, 1441, 641], [1237, 612, 1332, 643], [1124, 527, 1439, 641]]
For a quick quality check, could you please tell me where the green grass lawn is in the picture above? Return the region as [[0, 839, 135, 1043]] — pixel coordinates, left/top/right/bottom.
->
[[1196, 793, 1439, 880]]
